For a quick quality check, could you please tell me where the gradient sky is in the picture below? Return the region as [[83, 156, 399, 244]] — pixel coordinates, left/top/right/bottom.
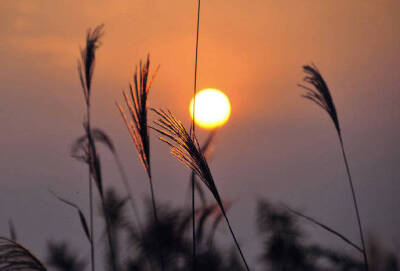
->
[[1, 0, 400, 269]]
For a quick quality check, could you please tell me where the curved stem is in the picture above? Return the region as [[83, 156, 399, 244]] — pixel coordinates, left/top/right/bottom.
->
[[338, 134, 369, 271], [285, 206, 363, 254]]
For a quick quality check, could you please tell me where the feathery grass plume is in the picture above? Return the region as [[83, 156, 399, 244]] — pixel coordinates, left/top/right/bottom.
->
[[117, 56, 163, 270], [152, 108, 250, 271], [0, 237, 47, 271], [186, 130, 217, 208], [78, 24, 104, 107], [117, 56, 159, 177], [77, 24, 104, 271], [117, 56, 159, 217], [298, 64, 340, 134], [299, 64, 369, 271]]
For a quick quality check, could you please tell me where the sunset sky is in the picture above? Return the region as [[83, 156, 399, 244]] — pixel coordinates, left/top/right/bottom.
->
[[1, 0, 400, 268]]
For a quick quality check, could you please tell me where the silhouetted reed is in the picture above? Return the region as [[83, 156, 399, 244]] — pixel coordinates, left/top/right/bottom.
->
[[77, 24, 104, 271], [117, 56, 163, 270], [191, 1, 202, 267], [299, 64, 369, 270], [151, 108, 250, 271], [78, 25, 104, 110], [76, 24, 117, 271], [117, 56, 159, 221]]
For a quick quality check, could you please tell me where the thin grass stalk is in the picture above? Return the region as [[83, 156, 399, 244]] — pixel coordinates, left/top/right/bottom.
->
[[152, 109, 250, 271], [89, 168, 95, 271], [86, 104, 95, 271], [221, 209, 250, 271], [86, 126, 118, 271], [148, 176, 158, 222], [191, 0, 200, 137], [191, 1, 201, 269], [299, 64, 368, 271], [339, 134, 369, 270], [77, 24, 119, 271]]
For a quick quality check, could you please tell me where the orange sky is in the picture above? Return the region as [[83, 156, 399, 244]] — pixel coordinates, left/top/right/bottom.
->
[[1, 0, 400, 267]]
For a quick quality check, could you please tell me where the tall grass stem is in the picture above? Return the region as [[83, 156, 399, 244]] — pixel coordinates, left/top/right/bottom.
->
[[338, 135, 369, 271], [89, 169, 95, 271], [191, 1, 201, 269], [222, 211, 250, 271]]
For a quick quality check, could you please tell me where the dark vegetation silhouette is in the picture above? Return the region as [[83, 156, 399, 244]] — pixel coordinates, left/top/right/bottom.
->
[[0, 12, 399, 271]]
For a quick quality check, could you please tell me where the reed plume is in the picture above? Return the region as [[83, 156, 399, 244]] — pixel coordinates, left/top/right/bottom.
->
[[117, 56, 159, 220], [152, 108, 250, 271], [299, 64, 369, 271], [77, 25, 104, 271], [117, 56, 164, 270], [78, 24, 104, 108], [76, 24, 117, 271], [0, 237, 47, 271]]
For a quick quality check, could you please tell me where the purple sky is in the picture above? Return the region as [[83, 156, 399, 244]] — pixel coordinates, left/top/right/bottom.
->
[[1, 0, 400, 269]]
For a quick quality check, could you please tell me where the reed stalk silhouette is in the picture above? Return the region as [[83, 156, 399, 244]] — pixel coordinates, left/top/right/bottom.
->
[[152, 108, 251, 271], [77, 24, 118, 271], [116, 56, 164, 270], [298, 64, 369, 271], [190, 1, 201, 269]]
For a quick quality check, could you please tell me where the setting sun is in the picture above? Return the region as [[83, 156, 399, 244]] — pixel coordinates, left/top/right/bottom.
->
[[189, 88, 231, 129]]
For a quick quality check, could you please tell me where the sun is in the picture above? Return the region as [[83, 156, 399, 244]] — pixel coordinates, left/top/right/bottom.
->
[[190, 88, 231, 129]]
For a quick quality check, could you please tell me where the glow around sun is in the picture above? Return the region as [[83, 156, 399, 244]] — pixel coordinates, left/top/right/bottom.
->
[[190, 88, 231, 129]]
